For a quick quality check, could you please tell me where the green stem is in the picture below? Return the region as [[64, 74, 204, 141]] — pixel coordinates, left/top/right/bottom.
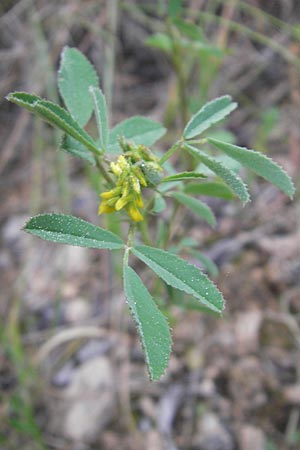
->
[[123, 223, 136, 266], [95, 157, 114, 185], [163, 202, 180, 249], [138, 220, 152, 246], [159, 140, 182, 165], [186, 138, 208, 146], [127, 223, 136, 247]]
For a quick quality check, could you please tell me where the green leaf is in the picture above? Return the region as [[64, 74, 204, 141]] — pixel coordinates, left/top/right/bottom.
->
[[123, 266, 172, 381], [89, 86, 108, 150], [168, 0, 182, 17], [60, 135, 96, 165], [145, 33, 172, 53], [183, 95, 237, 139], [58, 46, 99, 126], [171, 192, 216, 226], [172, 294, 221, 316], [172, 17, 204, 41], [184, 181, 236, 200], [161, 172, 206, 183], [108, 116, 166, 153], [180, 237, 198, 247], [8, 93, 100, 155], [196, 154, 241, 176], [34, 100, 99, 154], [185, 145, 249, 203], [6, 92, 42, 112], [152, 194, 167, 214], [24, 214, 124, 250], [208, 138, 295, 198], [207, 129, 236, 144], [132, 245, 224, 313]]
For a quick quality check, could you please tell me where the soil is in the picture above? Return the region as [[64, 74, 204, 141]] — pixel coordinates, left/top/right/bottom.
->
[[1, 1, 300, 450]]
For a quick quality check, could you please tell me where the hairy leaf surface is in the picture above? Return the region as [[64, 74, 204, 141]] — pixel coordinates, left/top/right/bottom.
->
[[208, 138, 295, 198], [133, 246, 224, 313], [60, 135, 96, 165], [171, 192, 216, 226], [161, 172, 206, 183], [185, 145, 249, 203], [24, 214, 124, 249], [89, 86, 108, 150], [183, 95, 237, 139], [184, 181, 235, 199], [123, 266, 172, 380], [108, 116, 166, 153], [58, 47, 99, 126]]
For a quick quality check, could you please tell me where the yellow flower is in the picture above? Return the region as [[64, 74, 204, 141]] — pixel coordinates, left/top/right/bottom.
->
[[126, 203, 144, 222], [98, 155, 147, 222]]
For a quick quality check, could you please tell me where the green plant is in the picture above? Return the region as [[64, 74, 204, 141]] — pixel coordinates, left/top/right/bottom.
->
[[6, 46, 295, 380]]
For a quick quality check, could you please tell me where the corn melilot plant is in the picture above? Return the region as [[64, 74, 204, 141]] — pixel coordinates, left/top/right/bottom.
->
[[7, 47, 295, 380]]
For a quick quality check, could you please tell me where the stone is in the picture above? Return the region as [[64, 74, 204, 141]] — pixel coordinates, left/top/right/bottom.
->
[[237, 425, 266, 450], [50, 357, 116, 442], [64, 298, 91, 324], [283, 384, 300, 405], [193, 413, 234, 450], [234, 309, 262, 354]]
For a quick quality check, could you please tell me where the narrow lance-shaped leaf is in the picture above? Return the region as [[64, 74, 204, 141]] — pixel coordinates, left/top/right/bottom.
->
[[208, 138, 295, 199], [34, 100, 99, 154], [89, 86, 109, 150], [108, 116, 166, 153], [24, 214, 124, 250], [168, 0, 182, 17], [185, 144, 250, 203], [132, 245, 224, 314], [58, 46, 99, 126], [161, 172, 206, 183], [6, 92, 42, 112], [123, 266, 172, 381], [152, 194, 167, 214], [145, 33, 172, 53], [60, 135, 96, 165], [171, 191, 216, 226], [183, 95, 237, 139], [184, 181, 235, 200], [7, 93, 100, 155], [172, 17, 205, 40]]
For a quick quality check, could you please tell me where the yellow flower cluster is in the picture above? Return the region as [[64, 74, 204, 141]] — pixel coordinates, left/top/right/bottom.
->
[[99, 155, 147, 222]]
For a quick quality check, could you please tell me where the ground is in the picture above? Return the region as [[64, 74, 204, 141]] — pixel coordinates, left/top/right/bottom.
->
[[0, 1, 300, 449]]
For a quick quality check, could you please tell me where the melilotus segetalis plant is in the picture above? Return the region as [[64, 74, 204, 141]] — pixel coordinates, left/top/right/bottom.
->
[[6, 47, 295, 380]]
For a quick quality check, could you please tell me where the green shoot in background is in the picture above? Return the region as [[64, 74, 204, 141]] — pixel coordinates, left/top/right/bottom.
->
[[6, 46, 295, 380]]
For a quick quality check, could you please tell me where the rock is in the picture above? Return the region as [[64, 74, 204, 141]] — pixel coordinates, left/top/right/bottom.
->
[[193, 413, 234, 450], [283, 384, 300, 405], [76, 339, 114, 364], [50, 357, 116, 442], [234, 309, 262, 354], [64, 298, 91, 324], [145, 430, 166, 450], [237, 425, 266, 450], [52, 361, 75, 388], [197, 379, 216, 398]]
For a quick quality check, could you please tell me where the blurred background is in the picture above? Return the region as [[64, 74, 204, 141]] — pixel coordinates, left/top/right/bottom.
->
[[0, 1, 300, 449]]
